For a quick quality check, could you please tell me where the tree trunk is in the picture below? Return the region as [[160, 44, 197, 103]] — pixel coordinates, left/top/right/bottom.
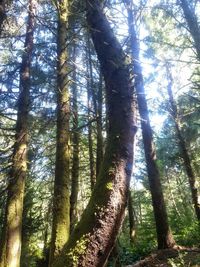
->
[[128, 190, 136, 244], [48, 0, 71, 265], [70, 44, 80, 232], [86, 36, 96, 190], [166, 68, 200, 221], [0, 0, 36, 266], [96, 71, 104, 176], [124, 0, 175, 249], [53, 1, 136, 266], [179, 0, 200, 61]]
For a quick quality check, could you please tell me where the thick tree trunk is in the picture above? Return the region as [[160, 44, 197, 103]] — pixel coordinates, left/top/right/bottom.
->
[[124, 0, 175, 249], [70, 44, 80, 232], [179, 0, 200, 61], [166, 69, 200, 221], [53, 1, 136, 266], [49, 0, 70, 265], [0, 1, 36, 266]]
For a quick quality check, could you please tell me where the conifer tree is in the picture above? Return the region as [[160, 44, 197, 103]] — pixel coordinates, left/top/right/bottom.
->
[[0, 0, 36, 266]]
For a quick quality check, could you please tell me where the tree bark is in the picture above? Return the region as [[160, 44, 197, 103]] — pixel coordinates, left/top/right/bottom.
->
[[48, 0, 71, 265], [53, 1, 136, 266], [124, 0, 175, 249], [166, 68, 200, 221], [179, 0, 200, 61], [0, 0, 36, 266]]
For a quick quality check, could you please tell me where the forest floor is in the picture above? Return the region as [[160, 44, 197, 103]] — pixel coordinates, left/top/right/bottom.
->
[[126, 247, 200, 267]]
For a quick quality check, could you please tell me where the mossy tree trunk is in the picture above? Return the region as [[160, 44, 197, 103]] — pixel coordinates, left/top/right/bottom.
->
[[0, 0, 36, 266], [166, 67, 200, 221], [179, 0, 200, 61], [70, 44, 80, 232], [124, 0, 175, 249], [53, 1, 136, 266], [49, 0, 71, 265]]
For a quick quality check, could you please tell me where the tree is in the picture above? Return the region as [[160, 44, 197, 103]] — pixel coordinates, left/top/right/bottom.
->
[[70, 43, 80, 232], [48, 0, 71, 265], [124, 0, 175, 249], [0, 0, 36, 266], [179, 0, 200, 61], [53, 0, 136, 266], [86, 39, 96, 190], [166, 65, 200, 221]]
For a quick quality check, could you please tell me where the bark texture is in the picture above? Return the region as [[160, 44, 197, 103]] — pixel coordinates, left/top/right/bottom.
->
[[49, 0, 70, 265], [179, 0, 200, 61], [167, 69, 200, 221], [124, 0, 175, 249], [0, 0, 36, 266], [54, 1, 136, 266]]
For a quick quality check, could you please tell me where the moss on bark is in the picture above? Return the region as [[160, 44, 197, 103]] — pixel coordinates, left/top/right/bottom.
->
[[53, 1, 136, 266]]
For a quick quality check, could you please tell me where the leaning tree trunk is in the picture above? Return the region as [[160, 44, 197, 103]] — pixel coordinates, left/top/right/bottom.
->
[[0, 0, 36, 266], [124, 0, 175, 249], [166, 68, 200, 221], [179, 0, 200, 61], [48, 0, 71, 266], [53, 1, 136, 266]]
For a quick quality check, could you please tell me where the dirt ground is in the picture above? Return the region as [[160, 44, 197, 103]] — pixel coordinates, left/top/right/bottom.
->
[[126, 247, 200, 267]]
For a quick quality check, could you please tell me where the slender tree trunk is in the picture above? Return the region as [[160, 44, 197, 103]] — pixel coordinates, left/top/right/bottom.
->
[[53, 1, 136, 266], [87, 89, 96, 190], [179, 0, 200, 61], [124, 0, 175, 249], [86, 36, 96, 190], [49, 0, 70, 265], [96, 71, 104, 176], [166, 69, 200, 221], [128, 190, 136, 244], [70, 44, 80, 232], [0, 1, 36, 266], [109, 241, 122, 267], [165, 168, 181, 218]]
